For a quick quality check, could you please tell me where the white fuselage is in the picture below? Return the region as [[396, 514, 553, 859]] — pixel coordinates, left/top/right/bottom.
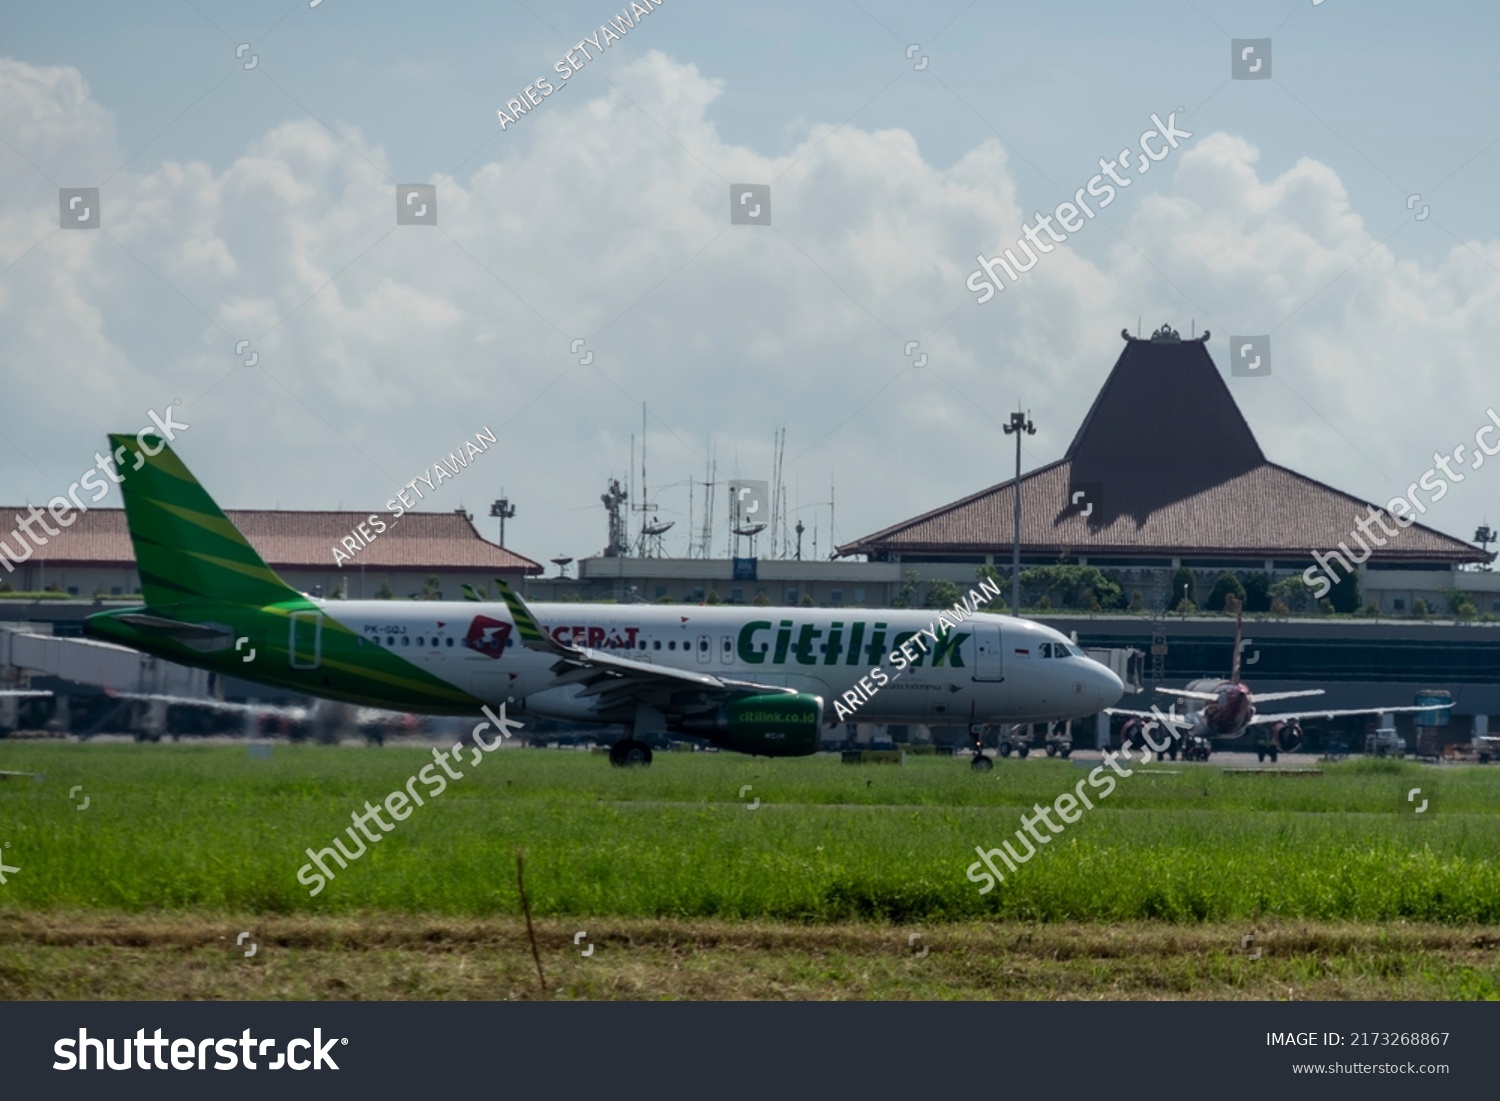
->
[[318, 600, 1124, 728]]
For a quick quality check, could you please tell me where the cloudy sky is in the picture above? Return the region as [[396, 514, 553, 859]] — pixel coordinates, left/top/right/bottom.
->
[[1, 0, 1498, 566]]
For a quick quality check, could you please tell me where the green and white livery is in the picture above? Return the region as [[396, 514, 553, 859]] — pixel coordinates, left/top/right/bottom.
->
[[86, 435, 1124, 765]]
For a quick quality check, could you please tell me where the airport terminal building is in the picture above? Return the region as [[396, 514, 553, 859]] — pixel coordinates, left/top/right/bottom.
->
[[0, 506, 541, 600], [837, 324, 1494, 614]]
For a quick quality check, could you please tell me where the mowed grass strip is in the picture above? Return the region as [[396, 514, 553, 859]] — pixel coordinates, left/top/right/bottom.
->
[[1, 745, 1498, 921], [0, 914, 1496, 1001]]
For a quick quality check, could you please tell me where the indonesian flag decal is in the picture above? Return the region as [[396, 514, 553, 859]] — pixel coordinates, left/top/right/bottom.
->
[[1013, 647, 1031, 658]]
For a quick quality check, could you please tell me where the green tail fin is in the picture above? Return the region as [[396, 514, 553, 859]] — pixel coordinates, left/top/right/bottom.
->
[[111, 433, 304, 608]]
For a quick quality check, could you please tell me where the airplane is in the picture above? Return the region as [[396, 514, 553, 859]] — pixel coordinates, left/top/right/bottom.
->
[[1108, 610, 1450, 761], [81, 433, 1124, 766]]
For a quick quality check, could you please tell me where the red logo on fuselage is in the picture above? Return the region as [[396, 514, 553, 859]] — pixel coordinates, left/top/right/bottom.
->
[[549, 624, 640, 649], [464, 615, 512, 659]]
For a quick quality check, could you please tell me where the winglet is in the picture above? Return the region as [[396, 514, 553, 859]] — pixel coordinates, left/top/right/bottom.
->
[[461, 583, 482, 602], [493, 577, 567, 654]]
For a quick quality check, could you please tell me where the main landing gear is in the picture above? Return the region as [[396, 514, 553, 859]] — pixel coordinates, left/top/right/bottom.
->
[[968, 723, 994, 771], [609, 738, 654, 767]]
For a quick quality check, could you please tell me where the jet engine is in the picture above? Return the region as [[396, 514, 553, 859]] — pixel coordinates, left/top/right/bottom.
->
[[675, 693, 823, 757], [1270, 720, 1303, 753]]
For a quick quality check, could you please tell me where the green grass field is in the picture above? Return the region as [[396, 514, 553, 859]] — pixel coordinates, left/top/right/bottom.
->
[[1, 743, 1497, 998]]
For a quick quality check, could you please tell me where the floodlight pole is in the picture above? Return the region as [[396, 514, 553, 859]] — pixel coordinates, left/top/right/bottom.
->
[[490, 497, 516, 546], [1002, 410, 1036, 615]]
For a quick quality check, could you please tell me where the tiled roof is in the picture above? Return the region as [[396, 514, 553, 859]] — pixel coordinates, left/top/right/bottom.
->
[[0, 507, 542, 573], [840, 328, 1488, 565]]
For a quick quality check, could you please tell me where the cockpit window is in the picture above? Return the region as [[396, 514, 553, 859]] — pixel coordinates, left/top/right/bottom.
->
[[1039, 643, 1053, 658], [1064, 642, 1084, 657]]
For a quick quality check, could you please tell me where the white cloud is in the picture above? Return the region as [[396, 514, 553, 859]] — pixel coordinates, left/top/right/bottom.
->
[[0, 52, 1495, 566]]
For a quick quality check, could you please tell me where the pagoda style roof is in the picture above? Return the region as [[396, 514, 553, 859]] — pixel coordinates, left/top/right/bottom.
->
[[839, 325, 1489, 566]]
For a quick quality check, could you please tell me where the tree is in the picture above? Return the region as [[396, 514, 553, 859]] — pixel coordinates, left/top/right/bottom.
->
[[973, 566, 1009, 612], [375, 580, 394, 600], [1411, 597, 1430, 617], [420, 575, 442, 601], [924, 578, 961, 610], [705, 589, 724, 605], [1269, 575, 1313, 613], [892, 569, 921, 609], [1128, 589, 1146, 612], [1018, 564, 1122, 610], [1205, 572, 1246, 613], [1167, 567, 1197, 612], [1242, 572, 1272, 613], [752, 592, 771, 606], [1444, 588, 1478, 619], [1326, 558, 1360, 614], [799, 593, 815, 607]]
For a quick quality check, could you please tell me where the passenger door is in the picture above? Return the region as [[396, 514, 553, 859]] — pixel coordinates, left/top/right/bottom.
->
[[972, 623, 1003, 681]]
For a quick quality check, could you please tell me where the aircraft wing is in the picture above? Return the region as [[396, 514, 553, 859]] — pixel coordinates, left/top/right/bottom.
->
[[1154, 688, 1219, 703], [1244, 702, 1454, 728], [1247, 689, 1325, 704], [108, 691, 309, 719], [493, 578, 797, 714], [0, 690, 51, 698], [1104, 707, 1193, 730]]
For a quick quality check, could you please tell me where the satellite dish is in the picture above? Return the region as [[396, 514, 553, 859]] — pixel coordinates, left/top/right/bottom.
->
[[733, 523, 768, 537]]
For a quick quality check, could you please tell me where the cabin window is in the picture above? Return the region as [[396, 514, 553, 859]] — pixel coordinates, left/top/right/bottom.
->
[[669, 641, 676, 651], [653, 640, 661, 651], [401, 636, 409, 646], [447, 637, 454, 647], [417, 637, 425, 647]]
